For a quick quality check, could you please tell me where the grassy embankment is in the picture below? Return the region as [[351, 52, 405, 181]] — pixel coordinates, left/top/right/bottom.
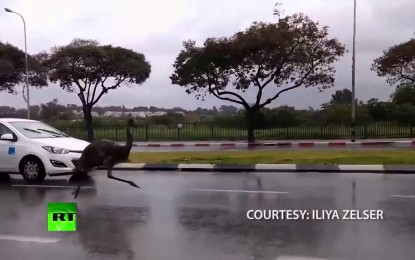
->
[[128, 149, 415, 165]]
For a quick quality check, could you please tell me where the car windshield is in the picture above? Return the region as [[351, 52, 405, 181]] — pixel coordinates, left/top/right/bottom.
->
[[8, 121, 69, 139]]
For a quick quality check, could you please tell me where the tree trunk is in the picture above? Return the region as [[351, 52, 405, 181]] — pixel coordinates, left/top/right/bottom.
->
[[246, 109, 256, 143], [83, 107, 94, 141]]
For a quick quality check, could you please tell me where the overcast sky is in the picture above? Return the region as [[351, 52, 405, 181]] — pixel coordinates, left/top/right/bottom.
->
[[0, 0, 414, 110]]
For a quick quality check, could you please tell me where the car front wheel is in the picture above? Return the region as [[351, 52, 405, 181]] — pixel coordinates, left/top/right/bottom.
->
[[20, 157, 46, 183]]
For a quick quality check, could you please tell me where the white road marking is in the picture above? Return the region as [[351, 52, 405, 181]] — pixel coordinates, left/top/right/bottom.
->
[[0, 235, 60, 243], [390, 195, 415, 198], [276, 256, 327, 260], [191, 189, 288, 194], [11, 184, 94, 189]]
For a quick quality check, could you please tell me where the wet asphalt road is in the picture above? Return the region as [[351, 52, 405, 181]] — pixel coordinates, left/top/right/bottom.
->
[[1, 171, 415, 260]]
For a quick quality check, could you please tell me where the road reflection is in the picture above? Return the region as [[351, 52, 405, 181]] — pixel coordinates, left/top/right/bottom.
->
[[176, 190, 338, 259], [76, 204, 149, 259]]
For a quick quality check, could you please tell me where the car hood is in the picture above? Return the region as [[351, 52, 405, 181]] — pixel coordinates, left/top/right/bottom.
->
[[31, 137, 90, 151]]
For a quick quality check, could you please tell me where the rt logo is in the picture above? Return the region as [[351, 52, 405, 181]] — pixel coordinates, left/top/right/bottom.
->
[[48, 202, 77, 231]]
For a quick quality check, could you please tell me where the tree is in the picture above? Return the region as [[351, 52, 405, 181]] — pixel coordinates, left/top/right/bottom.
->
[[391, 83, 415, 106], [372, 37, 415, 86], [40, 98, 73, 121], [0, 106, 16, 116], [268, 106, 305, 127], [42, 39, 151, 141], [367, 98, 388, 121], [330, 88, 352, 104], [170, 9, 346, 142], [0, 41, 48, 95], [396, 103, 415, 125], [218, 105, 238, 115], [321, 88, 356, 109], [322, 103, 368, 125]]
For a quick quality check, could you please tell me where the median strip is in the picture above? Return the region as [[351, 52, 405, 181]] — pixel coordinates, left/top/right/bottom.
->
[[131, 140, 415, 148], [98, 149, 415, 173], [108, 163, 415, 173], [128, 149, 415, 165]]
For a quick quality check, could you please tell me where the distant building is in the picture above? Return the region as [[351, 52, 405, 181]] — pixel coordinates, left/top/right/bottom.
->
[[151, 111, 168, 116], [124, 111, 152, 118], [103, 111, 123, 117], [70, 110, 169, 118]]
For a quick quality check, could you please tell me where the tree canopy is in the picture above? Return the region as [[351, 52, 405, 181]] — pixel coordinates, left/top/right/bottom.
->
[[170, 11, 346, 141], [391, 83, 415, 106], [329, 88, 353, 105], [321, 88, 353, 109], [41, 38, 151, 140], [0, 41, 48, 95], [40, 98, 73, 121], [372, 38, 415, 86]]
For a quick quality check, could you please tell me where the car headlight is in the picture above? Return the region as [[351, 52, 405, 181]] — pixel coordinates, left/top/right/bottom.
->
[[42, 146, 70, 154]]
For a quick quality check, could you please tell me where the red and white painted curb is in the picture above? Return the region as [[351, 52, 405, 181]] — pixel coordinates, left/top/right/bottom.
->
[[132, 140, 415, 148], [111, 163, 415, 173]]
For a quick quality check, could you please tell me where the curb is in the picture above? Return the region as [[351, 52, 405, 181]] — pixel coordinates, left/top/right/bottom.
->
[[131, 140, 415, 148], [107, 163, 415, 174]]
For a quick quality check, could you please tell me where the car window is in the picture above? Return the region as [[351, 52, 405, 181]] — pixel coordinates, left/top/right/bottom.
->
[[8, 121, 69, 139], [0, 123, 14, 136]]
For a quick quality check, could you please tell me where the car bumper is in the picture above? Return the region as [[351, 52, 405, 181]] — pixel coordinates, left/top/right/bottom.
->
[[43, 152, 83, 175]]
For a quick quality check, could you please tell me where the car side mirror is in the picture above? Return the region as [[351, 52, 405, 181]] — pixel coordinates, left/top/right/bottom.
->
[[0, 133, 16, 141]]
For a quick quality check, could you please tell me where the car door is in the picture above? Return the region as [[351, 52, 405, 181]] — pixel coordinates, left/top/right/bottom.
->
[[0, 123, 19, 171]]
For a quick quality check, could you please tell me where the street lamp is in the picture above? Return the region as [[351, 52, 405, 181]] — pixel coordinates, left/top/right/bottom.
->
[[351, 0, 357, 142], [5, 8, 31, 119]]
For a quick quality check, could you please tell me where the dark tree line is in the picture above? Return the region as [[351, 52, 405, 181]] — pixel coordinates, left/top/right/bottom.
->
[[211, 86, 415, 129], [3, 86, 415, 128]]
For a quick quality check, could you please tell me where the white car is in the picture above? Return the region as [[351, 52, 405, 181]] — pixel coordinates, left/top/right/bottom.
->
[[0, 118, 90, 183]]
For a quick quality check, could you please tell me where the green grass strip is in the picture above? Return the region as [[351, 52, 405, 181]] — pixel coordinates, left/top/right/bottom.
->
[[128, 149, 415, 165]]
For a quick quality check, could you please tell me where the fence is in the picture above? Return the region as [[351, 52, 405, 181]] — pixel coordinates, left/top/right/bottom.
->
[[51, 121, 415, 141]]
